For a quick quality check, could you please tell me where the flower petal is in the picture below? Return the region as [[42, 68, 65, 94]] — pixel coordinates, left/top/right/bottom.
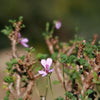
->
[[21, 38, 29, 43], [21, 43, 29, 48], [18, 33, 21, 38], [38, 70, 47, 77], [46, 58, 52, 68], [41, 59, 46, 68], [42, 73, 47, 77], [49, 68, 54, 73], [55, 21, 62, 29]]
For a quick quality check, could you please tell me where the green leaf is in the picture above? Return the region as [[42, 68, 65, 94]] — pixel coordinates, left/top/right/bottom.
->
[[3, 85, 7, 89], [86, 89, 93, 95], [37, 53, 48, 59], [1, 26, 12, 36], [56, 96, 64, 100], [19, 16, 23, 21], [93, 71, 97, 80], [18, 98, 23, 100], [52, 52, 58, 60], [4, 76, 14, 84], [11, 59, 18, 64], [79, 94, 84, 100], [46, 22, 50, 32], [72, 97, 77, 100], [60, 54, 68, 63], [20, 55, 25, 61], [65, 91, 73, 99], [31, 48, 35, 52], [4, 91, 10, 100], [9, 19, 16, 23], [6, 62, 12, 71], [21, 24, 26, 28]]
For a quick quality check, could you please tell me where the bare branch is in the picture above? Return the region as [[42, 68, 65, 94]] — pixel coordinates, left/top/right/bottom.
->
[[46, 37, 54, 54], [9, 83, 16, 97], [22, 80, 34, 100], [91, 34, 97, 46], [67, 43, 76, 56], [16, 73, 21, 96]]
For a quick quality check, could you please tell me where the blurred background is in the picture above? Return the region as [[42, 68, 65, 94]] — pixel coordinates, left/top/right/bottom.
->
[[0, 0, 100, 50]]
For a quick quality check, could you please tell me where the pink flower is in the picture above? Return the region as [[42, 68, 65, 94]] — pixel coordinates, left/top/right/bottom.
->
[[38, 58, 54, 77], [18, 33, 29, 48], [55, 20, 62, 29]]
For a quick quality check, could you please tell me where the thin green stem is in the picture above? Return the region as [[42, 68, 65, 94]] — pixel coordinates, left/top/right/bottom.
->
[[63, 64, 66, 91], [50, 24, 55, 35], [49, 75, 55, 100]]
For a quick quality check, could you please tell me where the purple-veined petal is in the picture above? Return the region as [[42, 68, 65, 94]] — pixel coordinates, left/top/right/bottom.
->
[[55, 21, 62, 29], [21, 38, 29, 43], [46, 58, 52, 69], [18, 33, 21, 38], [41, 59, 46, 68], [42, 73, 48, 77], [38, 70, 47, 77], [49, 68, 54, 73], [21, 42, 29, 48]]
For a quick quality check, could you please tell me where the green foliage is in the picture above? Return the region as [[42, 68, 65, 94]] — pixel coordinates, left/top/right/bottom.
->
[[93, 71, 99, 84], [75, 58, 90, 68], [65, 91, 77, 100], [1, 26, 12, 36], [4, 91, 10, 100], [20, 55, 25, 61], [85, 89, 93, 96], [42, 21, 55, 38], [18, 16, 23, 21], [6, 62, 13, 71], [42, 22, 50, 38], [56, 96, 64, 100], [51, 52, 58, 60], [25, 47, 35, 53], [37, 53, 48, 59], [9, 19, 16, 24], [6, 59, 18, 72], [21, 24, 26, 28], [1, 16, 25, 37], [4, 76, 14, 84], [67, 55, 76, 64], [46, 22, 50, 32], [60, 54, 68, 63], [83, 42, 96, 58], [71, 71, 80, 80], [11, 59, 18, 64], [79, 94, 84, 100]]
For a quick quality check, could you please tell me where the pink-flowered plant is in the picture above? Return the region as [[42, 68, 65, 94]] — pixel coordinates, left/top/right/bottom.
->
[[55, 20, 62, 29], [38, 58, 54, 77], [18, 33, 29, 48]]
